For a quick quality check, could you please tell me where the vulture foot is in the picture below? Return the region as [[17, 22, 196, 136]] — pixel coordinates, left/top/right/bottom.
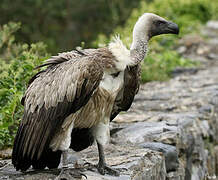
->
[[84, 162, 120, 176], [97, 163, 120, 176], [54, 167, 87, 180]]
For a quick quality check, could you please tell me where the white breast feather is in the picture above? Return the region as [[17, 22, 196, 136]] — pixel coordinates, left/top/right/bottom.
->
[[99, 71, 124, 93], [108, 36, 134, 70]]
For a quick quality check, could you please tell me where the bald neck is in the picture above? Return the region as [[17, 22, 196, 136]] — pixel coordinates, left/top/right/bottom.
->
[[130, 36, 148, 64], [130, 17, 149, 64], [129, 12, 179, 64]]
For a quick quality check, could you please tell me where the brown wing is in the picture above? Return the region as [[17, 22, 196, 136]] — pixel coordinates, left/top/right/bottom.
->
[[12, 53, 104, 170], [22, 50, 86, 95], [35, 48, 96, 70], [110, 64, 141, 121]]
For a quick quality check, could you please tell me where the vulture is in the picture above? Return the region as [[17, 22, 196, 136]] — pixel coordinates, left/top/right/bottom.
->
[[12, 13, 179, 177]]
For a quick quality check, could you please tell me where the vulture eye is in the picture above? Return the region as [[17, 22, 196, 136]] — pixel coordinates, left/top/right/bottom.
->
[[111, 71, 120, 78], [156, 20, 165, 26]]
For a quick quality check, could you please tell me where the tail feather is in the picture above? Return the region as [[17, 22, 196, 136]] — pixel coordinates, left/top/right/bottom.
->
[[13, 146, 62, 171], [32, 148, 62, 170], [12, 128, 62, 171], [12, 125, 32, 171]]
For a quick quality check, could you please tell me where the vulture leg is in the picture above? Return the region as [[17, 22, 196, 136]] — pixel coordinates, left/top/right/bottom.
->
[[84, 143, 120, 176], [62, 150, 68, 167], [97, 143, 120, 176]]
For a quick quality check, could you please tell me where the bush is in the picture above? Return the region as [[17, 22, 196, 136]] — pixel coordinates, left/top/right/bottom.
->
[[141, 50, 196, 82], [0, 22, 49, 149], [0, 0, 139, 53]]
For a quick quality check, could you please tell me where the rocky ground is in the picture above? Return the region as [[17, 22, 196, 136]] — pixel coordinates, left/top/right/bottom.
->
[[1, 21, 218, 180]]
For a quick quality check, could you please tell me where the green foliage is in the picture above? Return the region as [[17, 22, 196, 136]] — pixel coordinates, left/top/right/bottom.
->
[[0, 22, 21, 62], [0, 0, 138, 53], [0, 22, 48, 149], [141, 50, 196, 82], [1, 0, 217, 53], [0, 22, 20, 49]]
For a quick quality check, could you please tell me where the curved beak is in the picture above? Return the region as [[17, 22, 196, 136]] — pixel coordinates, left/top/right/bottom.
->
[[164, 21, 179, 35]]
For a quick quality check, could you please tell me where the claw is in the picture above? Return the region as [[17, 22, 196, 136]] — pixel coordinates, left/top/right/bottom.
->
[[55, 167, 87, 180], [84, 162, 120, 176], [76, 172, 87, 179], [98, 165, 120, 176], [83, 162, 97, 172]]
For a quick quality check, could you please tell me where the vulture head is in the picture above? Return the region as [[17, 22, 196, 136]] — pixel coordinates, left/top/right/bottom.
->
[[130, 13, 179, 63], [133, 13, 179, 40]]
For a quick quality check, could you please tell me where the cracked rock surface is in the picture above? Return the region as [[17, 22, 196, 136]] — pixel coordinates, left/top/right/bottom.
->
[[1, 21, 218, 180]]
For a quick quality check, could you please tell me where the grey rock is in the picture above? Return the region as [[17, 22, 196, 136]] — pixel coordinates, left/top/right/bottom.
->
[[210, 95, 218, 106], [139, 142, 179, 172], [167, 168, 185, 180], [0, 148, 167, 180], [208, 53, 218, 60], [171, 67, 198, 77], [199, 105, 212, 114], [113, 121, 176, 144], [149, 92, 172, 101], [177, 46, 187, 54], [206, 21, 218, 30], [137, 100, 176, 112]]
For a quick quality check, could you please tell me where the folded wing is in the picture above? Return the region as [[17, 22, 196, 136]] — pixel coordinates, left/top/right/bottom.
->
[[110, 64, 141, 121], [12, 52, 104, 170]]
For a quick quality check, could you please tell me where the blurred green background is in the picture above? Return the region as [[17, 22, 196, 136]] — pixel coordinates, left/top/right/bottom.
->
[[0, 0, 218, 149]]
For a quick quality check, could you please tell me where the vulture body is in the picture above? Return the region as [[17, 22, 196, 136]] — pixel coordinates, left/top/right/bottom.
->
[[12, 13, 179, 175]]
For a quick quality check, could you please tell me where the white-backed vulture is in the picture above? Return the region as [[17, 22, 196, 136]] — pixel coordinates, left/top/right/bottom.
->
[[12, 13, 179, 176]]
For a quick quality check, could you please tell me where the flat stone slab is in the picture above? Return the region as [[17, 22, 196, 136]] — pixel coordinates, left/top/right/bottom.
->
[[0, 146, 167, 180]]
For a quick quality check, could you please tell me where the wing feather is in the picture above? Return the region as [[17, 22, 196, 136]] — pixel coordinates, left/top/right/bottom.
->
[[12, 53, 104, 170], [110, 64, 141, 121]]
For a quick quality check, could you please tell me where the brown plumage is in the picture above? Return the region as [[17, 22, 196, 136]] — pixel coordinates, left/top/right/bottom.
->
[[13, 48, 116, 170], [12, 13, 179, 176]]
